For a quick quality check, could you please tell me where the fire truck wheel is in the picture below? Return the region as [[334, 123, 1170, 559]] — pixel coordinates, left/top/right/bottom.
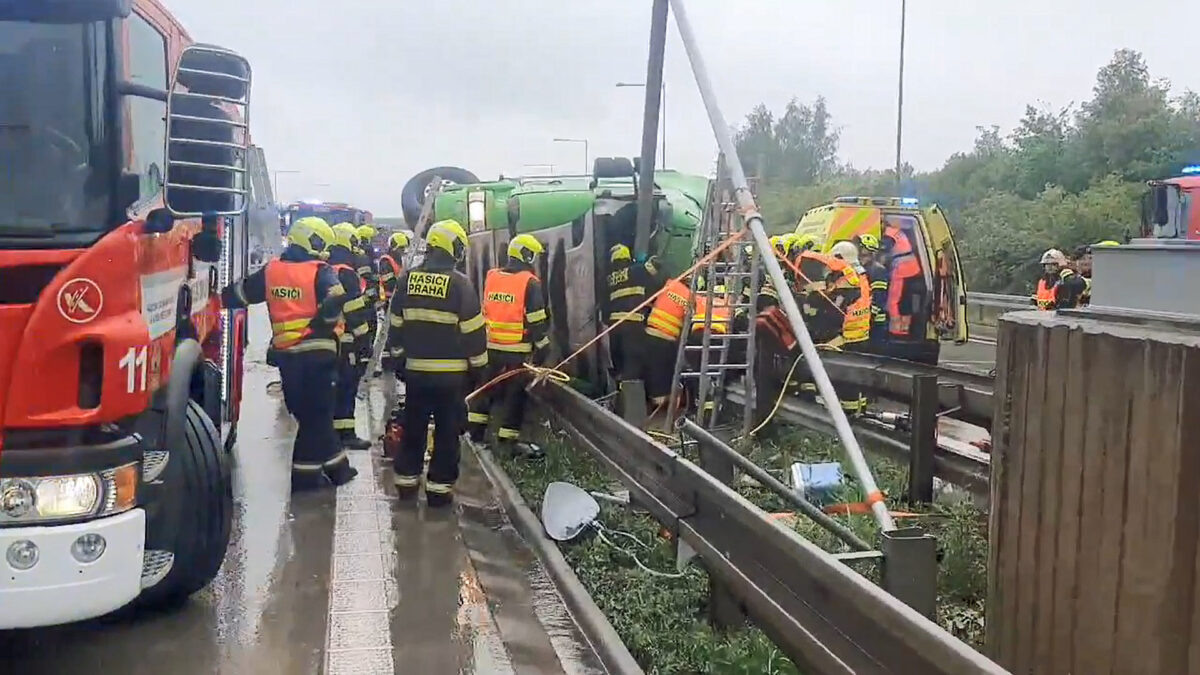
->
[[137, 400, 233, 609]]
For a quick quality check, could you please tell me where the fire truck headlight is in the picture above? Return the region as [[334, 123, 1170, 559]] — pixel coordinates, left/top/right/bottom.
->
[[7, 540, 39, 570], [34, 474, 101, 519]]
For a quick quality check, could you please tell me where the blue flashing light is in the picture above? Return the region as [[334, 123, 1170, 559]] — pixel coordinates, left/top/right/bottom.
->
[[900, 197, 920, 206], [1181, 165, 1200, 175]]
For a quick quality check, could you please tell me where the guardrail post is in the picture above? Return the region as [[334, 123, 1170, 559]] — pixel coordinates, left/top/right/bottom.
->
[[881, 526, 938, 620], [696, 436, 746, 632], [908, 374, 937, 504], [618, 379, 648, 428]]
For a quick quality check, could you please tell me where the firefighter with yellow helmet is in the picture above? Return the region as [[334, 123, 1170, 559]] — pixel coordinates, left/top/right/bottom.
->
[[467, 234, 551, 459], [219, 216, 358, 490], [603, 243, 664, 384], [384, 219, 487, 506], [372, 230, 411, 378], [327, 223, 374, 449]]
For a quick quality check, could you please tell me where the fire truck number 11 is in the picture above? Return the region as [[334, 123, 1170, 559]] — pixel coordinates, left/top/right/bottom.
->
[[120, 345, 149, 394]]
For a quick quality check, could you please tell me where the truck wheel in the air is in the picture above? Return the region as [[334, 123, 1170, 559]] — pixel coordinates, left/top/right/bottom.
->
[[401, 166, 480, 229], [137, 400, 233, 610]]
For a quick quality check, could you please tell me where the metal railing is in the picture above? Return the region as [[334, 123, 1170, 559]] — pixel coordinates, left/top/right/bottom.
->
[[534, 381, 1006, 674], [966, 292, 1032, 310]]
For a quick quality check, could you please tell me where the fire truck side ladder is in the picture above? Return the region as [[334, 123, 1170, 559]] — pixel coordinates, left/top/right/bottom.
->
[[664, 154, 760, 434]]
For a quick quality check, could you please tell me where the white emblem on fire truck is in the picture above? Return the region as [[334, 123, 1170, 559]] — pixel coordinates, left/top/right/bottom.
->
[[57, 278, 104, 324]]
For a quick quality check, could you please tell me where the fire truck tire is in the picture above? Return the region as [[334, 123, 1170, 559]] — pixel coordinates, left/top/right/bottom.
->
[[400, 166, 479, 229], [137, 400, 233, 609]]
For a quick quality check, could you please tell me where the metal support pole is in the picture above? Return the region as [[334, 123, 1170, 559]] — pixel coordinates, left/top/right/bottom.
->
[[908, 374, 937, 504], [881, 526, 938, 620], [894, 0, 907, 193], [669, 0, 896, 531], [633, 0, 669, 259]]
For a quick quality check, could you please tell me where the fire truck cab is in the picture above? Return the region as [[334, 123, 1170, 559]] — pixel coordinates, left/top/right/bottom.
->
[[0, 0, 253, 627]]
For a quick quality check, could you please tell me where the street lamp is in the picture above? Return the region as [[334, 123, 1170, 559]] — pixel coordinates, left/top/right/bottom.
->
[[552, 138, 589, 174], [895, 0, 907, 193], [616, 81, 666, 169]]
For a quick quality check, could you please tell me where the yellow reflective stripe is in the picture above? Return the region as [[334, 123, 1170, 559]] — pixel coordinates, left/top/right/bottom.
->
[[333, 419, 356, 430], [272, 318, 310, 331], [390, 312, 404, 327], [487, 320, 524, 330], [610, 286, 645, 300], [646, 328, 678, 341], [352, 323, 371, 337], [870, 280, 888, 290], [404, 308, 459, 324], [468, 412, 490, 423], [407, 357, 468, 372], [380, 272, 395, 281], [609, 311, 644, 322], [488, 342, 532, 353], [343, 295, 367, 313], [338, 333, 356, 344], [328, 283, 345, 297], [388, 346, 405, 357], [460, 313, 485, 333], [533, 336, 550, 349], [394, 474, 420, 488], [525, 309, 547, 323], [276, 339, 338, 354], [468, 352, 489, 368], [426, 482, 453, 494], [497, 427, 520, 440]]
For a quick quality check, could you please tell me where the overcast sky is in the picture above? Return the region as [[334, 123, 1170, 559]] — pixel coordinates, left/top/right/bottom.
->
[[169, 0, 1198, 216]]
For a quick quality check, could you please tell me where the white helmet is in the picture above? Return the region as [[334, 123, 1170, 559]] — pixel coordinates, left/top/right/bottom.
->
[[830, 241, 859, 264], [1040, 248, 1067, 265]]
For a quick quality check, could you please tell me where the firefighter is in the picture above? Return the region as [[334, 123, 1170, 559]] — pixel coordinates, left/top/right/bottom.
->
[[468, 234, 551, 459], [373, 231, 410, 378], [882, 222, 924, 339], [644, 275, 693, 409], [220, 216, 358, 490], [603, 243, 664, 383], [384, 219, 487, 507], [855, 233, 889, 342], [1034, 248, 1086, 310], [805, 241, 872, 413], [1070, 240, 1118, 306], [356, 224, 382, 379], [328, 223, 373, 449], [753, 234, 797, 312]]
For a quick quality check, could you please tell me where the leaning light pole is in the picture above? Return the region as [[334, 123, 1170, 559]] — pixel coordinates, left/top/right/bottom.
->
[[666, 0, 897, 532], [552, 137, 589, 174], [895, 0, 907, 193]]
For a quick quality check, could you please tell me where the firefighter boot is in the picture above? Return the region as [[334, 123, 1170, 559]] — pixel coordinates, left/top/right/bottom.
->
[[338, 430, 372, 451], [323, 452, 359, 487]]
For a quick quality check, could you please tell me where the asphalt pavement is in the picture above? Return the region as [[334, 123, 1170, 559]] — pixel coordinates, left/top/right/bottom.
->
[[0, 306, 604, 675], [938, 336, 997, 373]]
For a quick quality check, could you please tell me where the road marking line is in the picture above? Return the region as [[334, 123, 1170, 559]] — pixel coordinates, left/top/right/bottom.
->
[[325, 448, 397, 675]]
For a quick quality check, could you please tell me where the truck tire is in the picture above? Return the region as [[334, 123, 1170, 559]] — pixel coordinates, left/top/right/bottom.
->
[[401, 166, 479, 229], [137, 400, 233, 609]]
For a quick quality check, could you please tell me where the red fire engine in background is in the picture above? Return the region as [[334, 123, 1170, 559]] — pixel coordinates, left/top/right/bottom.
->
[[0, 0, 253, 627]]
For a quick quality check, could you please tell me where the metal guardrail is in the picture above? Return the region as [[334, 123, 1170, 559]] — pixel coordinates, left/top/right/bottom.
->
[[534, 381, 1007, 674], [965, 292, 1033, 310]]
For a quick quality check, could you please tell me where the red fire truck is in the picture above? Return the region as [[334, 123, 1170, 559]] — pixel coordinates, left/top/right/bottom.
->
[[0, 0, 253, 627]]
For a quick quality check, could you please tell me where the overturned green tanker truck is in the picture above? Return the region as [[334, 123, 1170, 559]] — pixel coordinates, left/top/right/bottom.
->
[[399, 158, 969, 390]]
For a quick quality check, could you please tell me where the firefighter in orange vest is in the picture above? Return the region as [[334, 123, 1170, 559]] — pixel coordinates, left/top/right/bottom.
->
[[882, 222, 924, 339], [329, 223, 374, 449], [384, 220, 487, 506], [219, 216, 358, 490], [1034, 248, 1086, 310], [644, 276, 693, 407], [371, 230, 410, 378], [467, 234, 551, 459]]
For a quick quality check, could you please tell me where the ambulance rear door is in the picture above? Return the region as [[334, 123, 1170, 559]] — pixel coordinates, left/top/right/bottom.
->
[[918, 205, 968, 344]]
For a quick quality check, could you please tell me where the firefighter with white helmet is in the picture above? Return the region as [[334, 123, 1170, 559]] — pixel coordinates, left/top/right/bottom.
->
[[468, 234, 551, 459], [220, 216, 358, 490], [1035, 248, 1086, 310], [384, 219, 487, 506]]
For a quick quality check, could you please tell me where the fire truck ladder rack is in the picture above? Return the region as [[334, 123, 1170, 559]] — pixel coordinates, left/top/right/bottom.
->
[[665, 154, 761, 433]]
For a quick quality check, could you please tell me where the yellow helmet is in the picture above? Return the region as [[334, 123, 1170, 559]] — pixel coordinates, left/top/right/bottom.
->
[[387, 231, 411, 252], [357, 224, 377, 243], [610, 243, 632, 263], [426, 219, 468, 261], [288, 216, 335, 257], [768, 235, 785, 255], [331, 222, 360, 251], [508, 233, 545, 265], [856, 233, 880, 252], [789, 233, 817, 256], [1093, 240, 1120, 248]]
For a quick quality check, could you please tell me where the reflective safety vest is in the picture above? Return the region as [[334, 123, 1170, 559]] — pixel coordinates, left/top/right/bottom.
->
[[885, 225, 921, 336], [756, 306, 797, 351], [690, 294, 731, 334], [1035, 277, 1057, 310], [797, 251, 871, 344], [264, 260, 326, 351], [379, 254, 401, 302], [646, 279, 690, 341], [482, 268, 535, 352], [1080, 276, 1092, 306]]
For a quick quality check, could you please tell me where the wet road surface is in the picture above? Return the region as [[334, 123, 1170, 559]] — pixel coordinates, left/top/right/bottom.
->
[[939, 337, 997, 373], [0, 306, 605, 675]]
